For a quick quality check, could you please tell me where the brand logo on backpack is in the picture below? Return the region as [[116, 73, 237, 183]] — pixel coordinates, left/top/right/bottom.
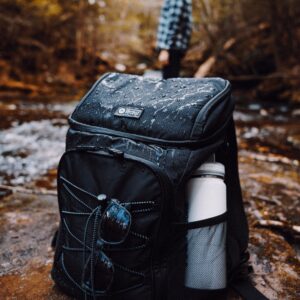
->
[[114, 106, 144, 119]]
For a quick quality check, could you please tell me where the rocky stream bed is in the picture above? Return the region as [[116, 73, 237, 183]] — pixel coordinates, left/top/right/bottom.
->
[[0, 85, 299, 299]]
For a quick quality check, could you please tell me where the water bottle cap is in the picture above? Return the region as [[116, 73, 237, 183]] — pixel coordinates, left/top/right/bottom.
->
[[194, 162, 225, 178]]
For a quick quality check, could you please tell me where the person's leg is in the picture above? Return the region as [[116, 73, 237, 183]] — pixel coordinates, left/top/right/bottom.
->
[[162, 50, 184, 79]]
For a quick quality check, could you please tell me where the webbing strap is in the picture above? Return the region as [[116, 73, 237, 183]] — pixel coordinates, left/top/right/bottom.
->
[[230, 278, 269, 300]]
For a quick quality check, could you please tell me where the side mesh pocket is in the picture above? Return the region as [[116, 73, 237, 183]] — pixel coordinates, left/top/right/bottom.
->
[[167, 213, 227, 300], [184, 213, 227, 299]]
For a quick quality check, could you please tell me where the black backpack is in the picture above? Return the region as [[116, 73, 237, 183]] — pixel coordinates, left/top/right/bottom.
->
[[51, 73, 268, 300]]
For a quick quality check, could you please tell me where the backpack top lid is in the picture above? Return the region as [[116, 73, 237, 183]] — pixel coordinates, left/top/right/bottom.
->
[[70, 73, 233, 143]]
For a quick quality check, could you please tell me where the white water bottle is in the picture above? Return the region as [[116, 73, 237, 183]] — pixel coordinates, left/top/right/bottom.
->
[[187, 162, 226, 222], [185, 161, 227, 290]]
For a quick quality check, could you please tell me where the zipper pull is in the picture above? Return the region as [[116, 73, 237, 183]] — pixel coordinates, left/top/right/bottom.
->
[[107, 147, 124, 158]]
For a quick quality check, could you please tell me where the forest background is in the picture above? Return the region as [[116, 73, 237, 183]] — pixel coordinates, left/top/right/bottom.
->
[[0, 1, 300, 299], [0, 0, 299, 102]]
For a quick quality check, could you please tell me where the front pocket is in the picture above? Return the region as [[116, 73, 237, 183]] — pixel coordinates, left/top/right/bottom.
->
[[54, 149, 170, 296]]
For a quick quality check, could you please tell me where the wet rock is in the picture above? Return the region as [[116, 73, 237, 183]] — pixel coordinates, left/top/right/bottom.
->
[[0, 191, 71, 299], [248, 229, 299, 300], [0, 188, 12, 199], [0, 119, 68, 186], [1, 264, 71, 300], [237, 115, 300, 299]]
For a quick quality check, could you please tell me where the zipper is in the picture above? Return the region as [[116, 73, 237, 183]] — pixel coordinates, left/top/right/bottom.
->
[[197, 80, 232, 121], [58, 148, 172, 197], [68, 115, 231, 148], [190, 81, 233, 138]]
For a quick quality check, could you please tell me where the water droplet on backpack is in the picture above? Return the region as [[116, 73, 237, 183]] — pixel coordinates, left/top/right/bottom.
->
[[97, 194, 107, 201]]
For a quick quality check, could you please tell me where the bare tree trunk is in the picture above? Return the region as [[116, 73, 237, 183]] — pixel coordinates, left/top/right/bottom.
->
[[283, 0, 295, 57], [268, 0, 282, 70], [76, 0, 85, 69], [198, 0, 217, 48]]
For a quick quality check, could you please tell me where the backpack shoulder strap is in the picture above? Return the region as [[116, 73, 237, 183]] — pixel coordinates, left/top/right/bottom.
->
[[230, 278, 269, 300]]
